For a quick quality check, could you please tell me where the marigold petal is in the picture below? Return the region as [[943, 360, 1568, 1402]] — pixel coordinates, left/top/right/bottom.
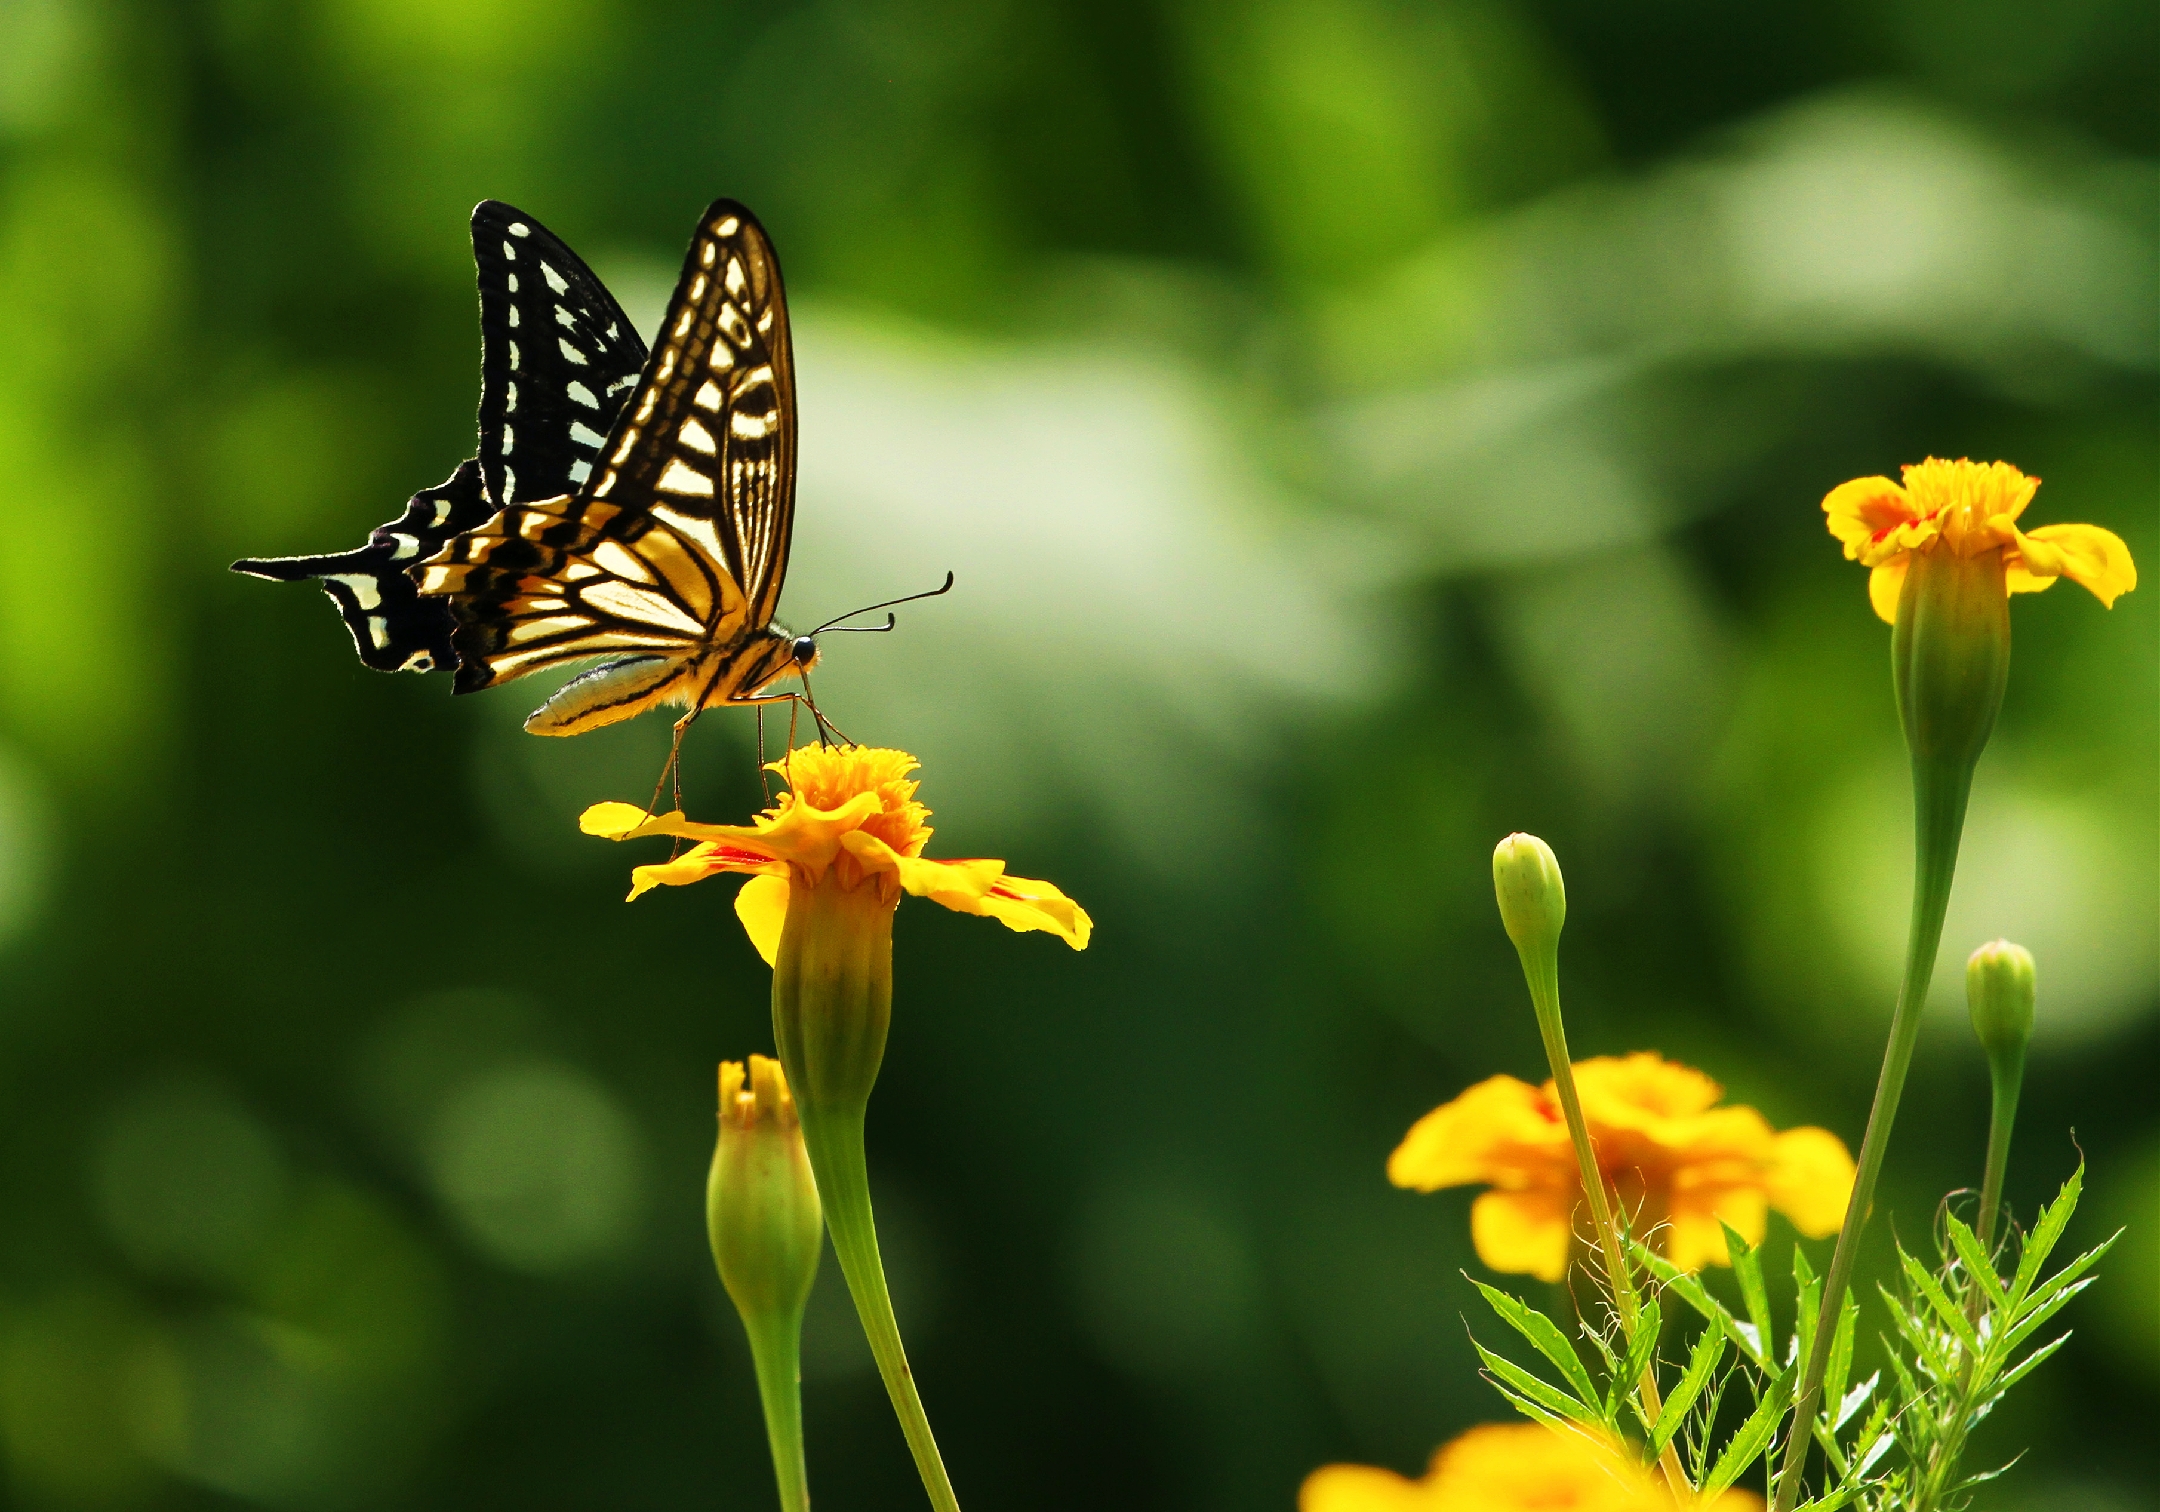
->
[[1767, 1127, 1856, 1238], [733, 874, 790, 967], [581, 802, 781, 851], [1470, 1188, 1572, 1283], [1667, 1189, 1768, 1271], [1822, 476, 1914, 563], [1297, 1463, 1434, 1512], [1867, 558, 1908, 623], [840, 832, 1093, 948], [2020, 522, 2137, 608], [1387, 1076, 1565, 1192]]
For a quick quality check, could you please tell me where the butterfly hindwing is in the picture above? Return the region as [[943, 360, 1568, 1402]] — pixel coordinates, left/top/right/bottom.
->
[[232, 459, 488, 674], [420, 201, 799, 724], [472, 201, 650, 509]]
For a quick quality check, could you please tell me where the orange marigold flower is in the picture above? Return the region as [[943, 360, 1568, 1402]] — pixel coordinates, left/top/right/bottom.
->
[[1823, 457, 2135, 623], [579, 744, 1090, 964], [1387, 1053, 1854, 1282], [1300, 1422, 1762, 1511]]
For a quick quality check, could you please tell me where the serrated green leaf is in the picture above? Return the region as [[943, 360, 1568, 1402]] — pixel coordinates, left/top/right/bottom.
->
[[2009, 1162, 2083, 1305], [1793, 1487, 1861, 1511], [1898, 1247, 1980, 1357], [1725, 1224, 1774, 1362], [1485, 1378, 1574, 1433], [1998, 1277, 2097, 1360], [1471, 1280, 1608, 1419], [1649, 1324, 1726, 1458], [2013, 1232, 2118, 1323], [1471, 1338, 1605, 1429], [1822, 1290, 1857, 1423], [1619, 1297, 1661, 1406], [1701, 1364, 1792, 1499], [1832, 1369, 1877, 1431], [1637, 1244, 1767, 1368], [1991, 1329, 2072, 1396], [1944, 1212, 2006, 1312]]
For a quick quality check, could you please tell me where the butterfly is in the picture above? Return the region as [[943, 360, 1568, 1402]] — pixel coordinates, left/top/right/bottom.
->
[[232, 200, 650, 677]]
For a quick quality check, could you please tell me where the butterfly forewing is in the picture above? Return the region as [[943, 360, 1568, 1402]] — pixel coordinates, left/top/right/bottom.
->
[[590, 201, 797, 627], [472, 201, 650, 508], [232, 459, 488, 673]]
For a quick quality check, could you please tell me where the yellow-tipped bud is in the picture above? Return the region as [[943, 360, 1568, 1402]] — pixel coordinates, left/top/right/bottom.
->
[[1966, 939, 2036, 1067], [1493, 833, 1567, 955], [709, 1056, 823, 1324]]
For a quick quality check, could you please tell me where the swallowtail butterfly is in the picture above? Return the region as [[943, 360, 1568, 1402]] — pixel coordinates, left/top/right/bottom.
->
[[413, 199, 822, 737], [232, 200, 649, 677]]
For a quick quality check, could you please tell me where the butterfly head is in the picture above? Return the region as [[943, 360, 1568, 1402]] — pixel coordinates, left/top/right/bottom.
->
[[790, 634, 821, 670]]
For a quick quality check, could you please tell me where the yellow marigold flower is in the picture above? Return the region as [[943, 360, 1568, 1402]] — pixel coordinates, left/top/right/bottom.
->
[[1822, 457, 2135, 623], [1388, 1053, 1854, 1282], [579, 743, 1090, 964], [1300, 1423, 1762, 1511]]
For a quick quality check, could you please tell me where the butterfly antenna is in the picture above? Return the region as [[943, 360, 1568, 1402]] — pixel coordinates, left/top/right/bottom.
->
[[809, 570, 956, 636]]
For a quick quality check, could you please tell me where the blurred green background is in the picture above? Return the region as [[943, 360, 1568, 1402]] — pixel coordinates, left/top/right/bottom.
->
[[0, 0, 2153, 1506]]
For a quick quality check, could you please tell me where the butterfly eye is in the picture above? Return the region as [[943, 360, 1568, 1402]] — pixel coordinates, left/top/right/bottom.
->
[[791, 636, 819, 666]]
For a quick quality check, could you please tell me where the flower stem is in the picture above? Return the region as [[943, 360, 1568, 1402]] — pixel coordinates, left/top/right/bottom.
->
[[741, 1312, 811, 1512], [1769, 762, 1973, 1512], [1521, 947, 1693, 1503], [1975, 1047, 2024, 1252], [799, 1107, 960, 1512]]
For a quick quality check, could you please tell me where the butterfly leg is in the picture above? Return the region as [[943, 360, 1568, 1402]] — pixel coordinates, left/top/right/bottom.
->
[[796, 672, 857, 748]]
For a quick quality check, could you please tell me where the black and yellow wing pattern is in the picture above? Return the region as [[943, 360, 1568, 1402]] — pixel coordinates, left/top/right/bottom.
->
[[415, 200, 802, 736], [232, 201, 650, 674]]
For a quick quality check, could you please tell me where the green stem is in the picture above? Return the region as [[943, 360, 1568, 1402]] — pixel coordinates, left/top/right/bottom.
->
[[799, 1108, 959, 1512], [742, 1312, 811, 1512], [1975, 1050, 2023, 1252], [1770, 762, 1974, 1512], [1521, 949, 1694, 1503]]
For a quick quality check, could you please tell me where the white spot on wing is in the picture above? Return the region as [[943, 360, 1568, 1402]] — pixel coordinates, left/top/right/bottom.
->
[[654, 459, 714, 497], [501, 425, 514, 455], [693, 380, 723, 411], [398, 650, 435, 672], [509, 340, 520, 370], [502, 240, 517, 259], [568, 459, 592, 485], [679, 416, 717, 455], [730, 410, 771, 440], [326, 573, 383, 610], [508, 306, 520, 328], [570, 422, 607, 449], [542, 261, 569, 294], [503, 466, 517, 500], [558, 338, 588, 365], [506, 381, 517, 413], [716, 217, 739, 236], [556, 306, 577, 330], [508, 222, 531, 237], [387, 534, 421, 560], [507, 273, 518, 292], [367, 614, 390, 648], [429, 500, 452, 526], [566, 382, 597, 409], [606, 375, 637, 396]]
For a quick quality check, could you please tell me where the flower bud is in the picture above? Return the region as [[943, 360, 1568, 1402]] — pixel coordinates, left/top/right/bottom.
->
[[1493, 834, 1567, 956], [708, 1057, 823, 1324], [1966, 939, 2035, 1068]]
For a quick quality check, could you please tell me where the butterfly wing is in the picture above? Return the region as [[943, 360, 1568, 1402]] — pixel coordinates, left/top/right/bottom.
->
[[231, 460, 487, 673], [231, 201, 648, 675], [472, 201, 650, 508], [419, 201, 799, 729]]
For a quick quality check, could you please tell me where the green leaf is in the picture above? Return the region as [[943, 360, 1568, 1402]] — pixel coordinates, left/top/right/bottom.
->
[[1702, 1363, 1793, 1499], [1724, 1223, 1775, 1363], [1831, 1369, 1878, 1431], [1635, 1243, 1767, 1367], [1991, 1328, 2072, 1396], [1470, 1280, 1608, 1421], [1898, 1246, 1980, 1357], [1998, 1275, 2098, 1360], [1793, 1243, 1822, 1376], [1471, 1337, 1605, 1430], [2013, 1232, 2119, 1324], [2009, 1162, 2083, 1305], [1619, 1294, 1662, 1407], [1649, 1324, 1726, 1459], [1821, 1290, 1857, 1424], [1944, 1212, 2006, 1312]]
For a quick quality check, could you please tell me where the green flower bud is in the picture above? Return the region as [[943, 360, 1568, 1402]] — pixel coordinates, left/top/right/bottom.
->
[[709, 1056, 823, 1321], [1966, 939, 2036, 1066], [1493, 833, 1567, 956]]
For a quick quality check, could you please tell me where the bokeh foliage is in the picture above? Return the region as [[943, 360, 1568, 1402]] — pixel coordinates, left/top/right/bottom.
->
[[0, 0, 2152, 1508]]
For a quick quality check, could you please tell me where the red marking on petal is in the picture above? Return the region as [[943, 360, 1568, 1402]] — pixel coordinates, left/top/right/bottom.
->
[[709, 846, 775, 867]]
